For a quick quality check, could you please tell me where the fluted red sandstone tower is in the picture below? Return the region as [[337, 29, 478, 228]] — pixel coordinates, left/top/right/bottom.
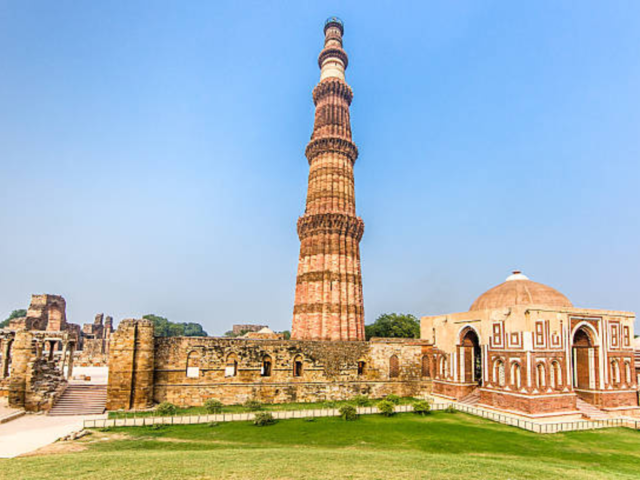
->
[[292, 18, 365, 341]]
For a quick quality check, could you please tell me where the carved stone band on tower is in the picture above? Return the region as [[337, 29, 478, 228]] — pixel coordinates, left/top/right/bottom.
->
[[291, 18, 365, 341]]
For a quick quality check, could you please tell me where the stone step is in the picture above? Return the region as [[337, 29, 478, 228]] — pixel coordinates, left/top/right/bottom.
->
[[459, 389, 481, 406], [49, 384, 107, 416], [576, 398, 609, 420]]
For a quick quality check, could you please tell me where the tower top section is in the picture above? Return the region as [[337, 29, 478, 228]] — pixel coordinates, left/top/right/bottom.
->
[[324, 16, 344, 34], [319, 16, 348, 81]]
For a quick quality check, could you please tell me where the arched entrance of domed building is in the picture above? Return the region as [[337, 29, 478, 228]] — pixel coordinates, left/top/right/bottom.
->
[[460, 328, 482, 385], [572, 325, 599, 396]]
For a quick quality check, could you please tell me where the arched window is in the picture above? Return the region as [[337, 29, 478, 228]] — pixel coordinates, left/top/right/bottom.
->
[[357, 360, 366, 376], [511, 362, 521, 389], [493, 359, 505, 387], [389, 355, 400, 378], [261, 355, 272, 377], [186, 351, 200, 378], [550, 361, 562, 389], [225, 353, 238, 377], [293, 355, 304, 377], [611, 360, 620, 386], [536, 363, 546, 389], [421, 355, 430, 378], [624, 361, 632, 385]]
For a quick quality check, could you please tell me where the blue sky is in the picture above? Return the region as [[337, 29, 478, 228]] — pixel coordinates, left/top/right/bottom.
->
[[1, 1, 638, 333]]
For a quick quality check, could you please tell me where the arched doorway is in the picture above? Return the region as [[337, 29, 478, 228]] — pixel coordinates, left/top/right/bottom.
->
[[572, 326, 598, 393], [460, 328, 482, 385]]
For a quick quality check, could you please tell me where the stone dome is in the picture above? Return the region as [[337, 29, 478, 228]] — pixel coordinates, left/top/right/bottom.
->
[[469, 271, 573, 312]]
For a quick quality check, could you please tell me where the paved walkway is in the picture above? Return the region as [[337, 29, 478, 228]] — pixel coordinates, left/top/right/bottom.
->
[[0, 413, 106, 458]]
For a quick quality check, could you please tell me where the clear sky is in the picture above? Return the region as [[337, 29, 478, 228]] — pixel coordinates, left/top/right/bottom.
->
[[1, 1, 638, 334]]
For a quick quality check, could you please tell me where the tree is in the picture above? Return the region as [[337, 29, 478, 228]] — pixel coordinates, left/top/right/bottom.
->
[[224, 329, 250, 338], [0, 309, 27, 329], [364, 313, 420, 340], [281, 330, 291, 340], [143, 314, 208, 337]]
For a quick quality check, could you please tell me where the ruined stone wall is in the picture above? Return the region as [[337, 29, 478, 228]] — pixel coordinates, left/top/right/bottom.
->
[[106, 320, 432, 410], [7, 330, 68, 412], [152, 337, 430, 407], [106, 319, 155, 410], [77, 338, 109, 367]]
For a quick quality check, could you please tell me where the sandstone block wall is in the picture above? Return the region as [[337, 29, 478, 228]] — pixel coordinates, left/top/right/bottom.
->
[[106, 320, 432, 410], [106, 319, 155, 410]]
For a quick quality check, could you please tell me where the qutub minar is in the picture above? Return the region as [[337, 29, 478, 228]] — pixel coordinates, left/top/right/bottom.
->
[[292, 17, 365, 341]]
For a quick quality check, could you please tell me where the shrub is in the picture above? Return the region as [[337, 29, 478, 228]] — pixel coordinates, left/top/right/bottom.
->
[[244, 399, 263, 412], [155, 402, 178, 417], [323, 400, 337, 409], [444, 405, 457, 414], [353, 395, 371, 407], [339, 404, 359, 421], [253, 412, 276, 426], [412, 400, 431, 416], [384, 394, 401, 405], [204, 399, 223, 414], [377, 400, 395, 417]]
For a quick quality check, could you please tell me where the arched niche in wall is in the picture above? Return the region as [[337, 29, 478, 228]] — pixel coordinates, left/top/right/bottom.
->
[[261, 354, 272, 377], [389, 355, 400, 379], [186, 351, 201, 378], [225, 353, 239, 377]]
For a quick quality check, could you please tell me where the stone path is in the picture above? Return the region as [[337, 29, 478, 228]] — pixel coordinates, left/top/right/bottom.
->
[[0, 413, 106, 458]]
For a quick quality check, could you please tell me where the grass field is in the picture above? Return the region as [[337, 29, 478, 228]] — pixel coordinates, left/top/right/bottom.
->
[[2, 412, 640, 480], [108, 396, 417, 418]]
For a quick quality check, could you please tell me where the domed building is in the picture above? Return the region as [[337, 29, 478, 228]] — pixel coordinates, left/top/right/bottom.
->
[[421, 271, 638, 419]]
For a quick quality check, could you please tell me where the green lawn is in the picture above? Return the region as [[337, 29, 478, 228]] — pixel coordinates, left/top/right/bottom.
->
[[108, 396, 417, 418], [2, 412, 640, 480]]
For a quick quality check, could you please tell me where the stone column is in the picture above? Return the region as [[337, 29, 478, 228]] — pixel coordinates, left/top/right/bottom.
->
[[66, 342, 75, 379], [8, 330, 34, 408], [0, 340, 9, 378]]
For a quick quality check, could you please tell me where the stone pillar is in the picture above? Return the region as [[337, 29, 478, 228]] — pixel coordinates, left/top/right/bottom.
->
[[106, 319, 155, 410], [0, 339, 10, 378], [8, 330, 34, 408], [66, 342, 75, 379]]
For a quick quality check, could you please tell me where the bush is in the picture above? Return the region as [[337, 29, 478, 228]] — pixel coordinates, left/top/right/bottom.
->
[[377, 400, 395, 417], [244, 399, 263, 412], [323, 400, 337, 409], [444, 405, 457, 414], [204, 399, 223, 414], [384, 394, 401, 405], [155, 402, 178, 417], [412, 400, 431, 416], [339, 404, 359, 421], [353, 395, 371, 407], [253, 412, 276, 426]]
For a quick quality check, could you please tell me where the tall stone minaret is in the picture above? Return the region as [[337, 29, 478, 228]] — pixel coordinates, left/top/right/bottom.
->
[[292, 17, 365, 341]]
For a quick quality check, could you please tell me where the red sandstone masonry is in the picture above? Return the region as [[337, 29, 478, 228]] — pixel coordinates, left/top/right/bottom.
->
[[292, 20, 365, 341]]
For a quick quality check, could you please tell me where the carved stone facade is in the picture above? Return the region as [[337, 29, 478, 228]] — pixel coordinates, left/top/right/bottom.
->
[[292, 18, 365, 341], [422, 272, 639, 419], [106, 319, 431, 410]]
